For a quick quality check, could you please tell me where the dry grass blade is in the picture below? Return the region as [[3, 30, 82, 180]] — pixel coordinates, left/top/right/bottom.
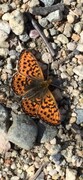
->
[[29, 162, 48, 180]]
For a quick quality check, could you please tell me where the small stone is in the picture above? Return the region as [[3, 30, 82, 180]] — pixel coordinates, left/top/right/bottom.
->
[[2, 12, 10, 21], [67, 42, 76, 51], [0, 130, 11, 154], [77, 43, 83, 52], [29, 30, 39, 39], [71, 33, 80, 42], [29, 42, 36, 48], [64, 23, 72, 37], [9, 10, 24, 35], [40, 0, 55, 6], [75, 109, 83, 124], [19, 32, 29, 42], [57, 34, 69, 44], [0, 30, 8, 42], [43, 29, 49, 37], [46, 10, 63, 22], [10, 176, 19, 180], [27, 165, 35, 176], [28, 0, 39, 7], [74, 22, 82, 34], [0, 41, 9, 48], [38, 18, 48, 28], [67, 14, 75, 23], [42, 52, 52, 64], [0, 20, 10, 34], [49, 27, 57, 36], [0, 104, 9, 131], [80, 31, 83, 43], [69, 117, 76, 124], [1, 72, 8, 81], [73, 65, 83, 78], [66, 167, 77, 180], [0, 3, 11, 13], [37, 122, 58, 143], [50, 153, 61, 164], [8, 114, 38, 150], [61, 72, 69, 79]]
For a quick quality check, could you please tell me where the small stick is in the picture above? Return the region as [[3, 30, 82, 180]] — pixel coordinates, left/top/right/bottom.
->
[[28, 13, 56, 57], [29, 162, 47, 180]]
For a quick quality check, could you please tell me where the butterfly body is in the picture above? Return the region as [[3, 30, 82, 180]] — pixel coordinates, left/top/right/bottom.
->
[[12, 50, 61, 125]]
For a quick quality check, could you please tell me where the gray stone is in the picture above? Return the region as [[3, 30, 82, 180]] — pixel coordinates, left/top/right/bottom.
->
[[46, 10, 63, 22], [37, 121, 58, 143], [9, 10, 24, 35], [49, 27, 57, 36], [50, 153, 61, 164], [73, 65, 83, 78], [8, 114, 38, 150], [0, 104, 9, 131], [40, 0, 55, 6], [19, 32, 29, 42], [75, 109, 83, 124]]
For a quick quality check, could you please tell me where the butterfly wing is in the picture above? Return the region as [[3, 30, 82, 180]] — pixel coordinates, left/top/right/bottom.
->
[[12, 73, 27, 96], [18, 50, 44, 79], [12, 50, 44, 96], [22, 98, 40, 117], [38, 90, 61, 125]]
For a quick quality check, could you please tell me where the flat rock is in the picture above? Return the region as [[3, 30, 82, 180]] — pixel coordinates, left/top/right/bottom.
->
[[37, 121, 58, 143], [46, 10, 63, 22], [8, 114, 38, 150]]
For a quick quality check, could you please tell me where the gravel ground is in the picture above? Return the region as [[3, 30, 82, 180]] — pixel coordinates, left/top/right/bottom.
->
[[0, 0, 83, 180]]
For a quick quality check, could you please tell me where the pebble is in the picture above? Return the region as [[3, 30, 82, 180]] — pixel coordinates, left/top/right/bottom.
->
[[0, 30, 8, 42], [10, 176, 19, 180], [0, 41, 9, 48], [8, 114, 38, 150], [67, 42, 76, 51], [75, 109, 83, 124], [57, 34, 69, 44], [28, 0, 39, 7], [49, 27, 57, 36], [40, 0, 55, 6], [37, 122, 58, 143], [0, 104, 9, 131], [73, 65, 83, 78], [66, 167, 77, 180], [64, 23, 72, 37], [77, 43, 83, 52], [9, 10, 24, 35], [80, 31, 83, 43], [0, 20, 10, 34], [71, 33, 80, 42], [42, 52, 52, 64], [74, 22, 82, 34], [19, 33, 29, 42], [46, 10, 63, 22], [29, 30, 39, 39], [67, 14, 75, 23], [0, 130, 11, 153], [38, 18, 48, 28], [50, 153, 61, 164], [0, 3, 11, 14]]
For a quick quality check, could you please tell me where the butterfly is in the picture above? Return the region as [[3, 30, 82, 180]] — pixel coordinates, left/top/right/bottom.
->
[[12, 50, 61, 125]]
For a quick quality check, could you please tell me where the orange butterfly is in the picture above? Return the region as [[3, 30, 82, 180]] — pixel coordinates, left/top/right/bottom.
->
[[12, 50, 61, 125]]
